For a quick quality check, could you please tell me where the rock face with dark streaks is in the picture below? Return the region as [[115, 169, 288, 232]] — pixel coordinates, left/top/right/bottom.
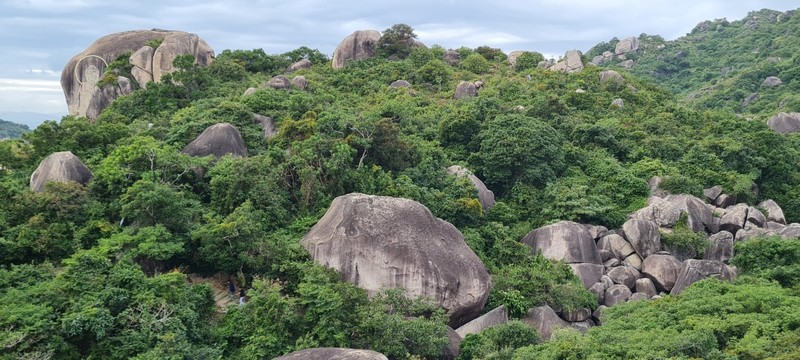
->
[[301, 193, 490, 327], [30, 151, 93, 192], [522, 221, 603, 288], [61, 29, 214, 119], [182, 123, 247, 158], [671, 259, 736, 295], [332, 30, 382, 69]]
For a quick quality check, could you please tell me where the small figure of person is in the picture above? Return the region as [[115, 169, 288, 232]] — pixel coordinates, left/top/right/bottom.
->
[[228, 280, 236, 300], [239, 288, 246, 306]]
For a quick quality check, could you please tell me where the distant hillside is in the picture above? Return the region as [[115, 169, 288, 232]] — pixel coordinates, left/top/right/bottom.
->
[[0, 118, 30, 139], [589, 8, 800, 119]]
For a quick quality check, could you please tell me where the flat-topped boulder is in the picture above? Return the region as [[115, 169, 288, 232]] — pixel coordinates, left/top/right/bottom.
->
[[301, 193, 490, 327], [522, 221, 601, 264], [182, 123, 247, 158], [446, 165, 495, 210], [30, 151, 93, 192], [61, 29, 214, 119], [332, 30, 381, 69]]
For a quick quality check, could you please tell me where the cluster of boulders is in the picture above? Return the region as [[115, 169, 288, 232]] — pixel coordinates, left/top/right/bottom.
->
[[243, 58, 311, 96], [590, 36, 640, 66], [61, 29, 215, 120]]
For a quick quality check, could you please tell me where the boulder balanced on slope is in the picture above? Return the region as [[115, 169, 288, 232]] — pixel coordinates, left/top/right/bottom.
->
[[182, 123, 247, 158], [30, 151, 93, 192], [301, 193, 490, 327], [331, 30, 382, 69], [522, 221, 603, 288], [446, 165, 495, 210]]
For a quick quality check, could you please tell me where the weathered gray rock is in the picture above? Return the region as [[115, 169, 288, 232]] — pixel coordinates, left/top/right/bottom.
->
[[599, 249, 614, 262], [589, 282, 605, 303], [599, 70, 624, 84], [714, 194, 737, 208], [719, 204, 748, 233], [629, 292, 649, 302], [592, 305, 607, 324], [600, 275, 614, 290], [623, 253, 643, 271], [522, 221, 601, 264], [648, 176, 667, 198], [152, 31, 215, 83], [758, 199, 786, 224], [642, 253, 682, 292], [620, 59, 634, 69], [671, 259, 736, 295], [550, 50, 583, 73], [705, 231, 734, 263], [742, 93, 758, 107], [703, 185, 723, 203], [444, 50, 460, 66], [589, 282, 606, 304], [665, 194, 714, 233], [611, 98, 624, 108], [85, 76, 135, 120], [597, 234, 636, 260], [332, 30, 381, 69], [635, 278, 657, 298], [521, 305, 569, 340], [455, 306, 508, 338], [762, 76, 783, 87], [273, 348, 388, 360], [604, 284, 632, 306], [389, 80, 411, 88], [607, 266, 641, 289], [766, 221, 786, 232], [30, 151, 93, 192], [267, 75, 291, 90], [454, 81, 478, 99], [621, 219, 661, 259], [253, 114, 276, 140], [615, 37, 640, 55], [130, 45, 155, 88], [287, 58, 312, 73], [631, 196, 681, 227], [559, 307, 591, 322], [291, 76, 308, 90], [782, 224, 800, 239], [586, 225, 608, 240], [746, 206, 766, 227], [446, 165, 495, 210], [182, 123, 247, 158], [768, 112, 800, 134], [604, 258, 621, 269], [443, 327, 462, 360], [569, 263, 605, 289], [302, 193, 490, 327]]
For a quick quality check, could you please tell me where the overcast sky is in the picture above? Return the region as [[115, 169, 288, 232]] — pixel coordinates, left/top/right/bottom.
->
[[0, 0, 797, 126]]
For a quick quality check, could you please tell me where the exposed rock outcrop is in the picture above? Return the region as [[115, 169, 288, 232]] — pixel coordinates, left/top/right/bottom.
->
[[85, 76, 134, 120], [455, 306, 508, 338], [182, 123, 247, 158], [758, 199, 786, 224], [641, 253, 682, 292], [768, 112, 800, 134], [253, 114, 276, 140], [523, 221, 602, 288], [599, 70, 624, 84], [30, 151, 93, 192], [287, 58, 312, 73], [389, 80, 411, 88], [332, 30, 381, 69], [521, 305, 570, 340], [621, 219, 661, 259], [291, 76, 308, 90], [267, 75, 291, 90], [61, 29, 214, 119], [615, 37, 640, 55], [705, 231, 734, 263], [671, 259, 735, 295], [762, 76, 782, 87], [273, 348, 388, 360], [446, 165, 495, 210], [301, 193, 490, 327], [454, 81, 478, 99], [550, 50, 584, 73]]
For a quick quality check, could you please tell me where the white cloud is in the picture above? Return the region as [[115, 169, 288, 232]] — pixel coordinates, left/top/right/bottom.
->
[[0, 78, 66, 115]]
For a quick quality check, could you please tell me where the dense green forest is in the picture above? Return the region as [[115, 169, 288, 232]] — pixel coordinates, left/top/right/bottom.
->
[[1, 14, 800, 360], [589, 8, 800, 120], [0, 119, 30, 140]]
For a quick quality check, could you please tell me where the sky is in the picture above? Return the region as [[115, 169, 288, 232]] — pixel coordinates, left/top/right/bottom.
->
[[0, 0, 797, 127]]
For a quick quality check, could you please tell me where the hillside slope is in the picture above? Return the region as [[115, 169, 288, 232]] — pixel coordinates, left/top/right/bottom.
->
[[0, 118, 30, 139], [589, 8, 800, 119]]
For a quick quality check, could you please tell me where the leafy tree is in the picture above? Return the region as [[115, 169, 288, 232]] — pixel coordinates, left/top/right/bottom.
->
[[377, 23, 418, 59]]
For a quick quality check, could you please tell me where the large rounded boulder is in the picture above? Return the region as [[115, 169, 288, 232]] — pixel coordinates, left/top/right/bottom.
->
[[767, 112, 800, 134], [301, 193, 490, 327], [274, 348, 388, 360], [522, 221, 602, 288], [670, 259, 736, 295], [331, 30, 381, 69], [182, 123, 247, 158], [61, 29, 214, 119], [30, 151, 93, 192]]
